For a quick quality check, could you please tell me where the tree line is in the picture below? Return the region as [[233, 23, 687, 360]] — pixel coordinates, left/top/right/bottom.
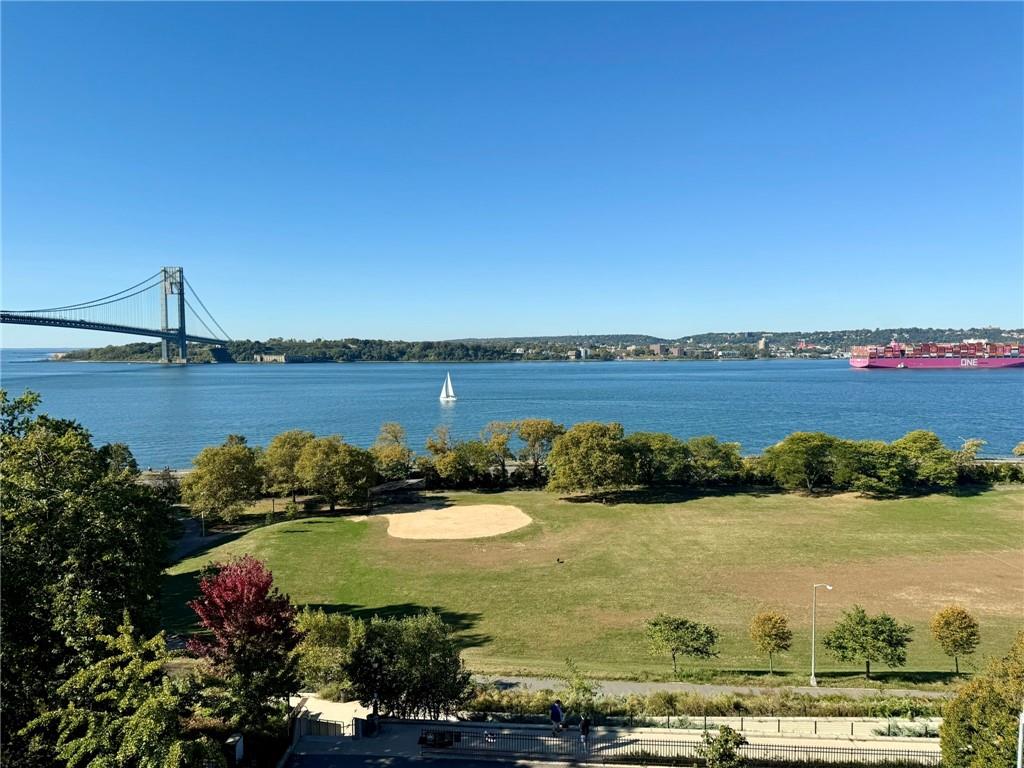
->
[[176, 421, 1022, 523], [645, 605, 981, 681]]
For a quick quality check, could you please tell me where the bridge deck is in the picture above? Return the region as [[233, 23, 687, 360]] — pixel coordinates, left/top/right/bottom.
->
[[0, 312, 227, 347]]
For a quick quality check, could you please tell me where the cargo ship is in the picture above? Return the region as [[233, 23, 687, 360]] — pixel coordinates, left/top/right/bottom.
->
[[850, 341, 1024, 369]]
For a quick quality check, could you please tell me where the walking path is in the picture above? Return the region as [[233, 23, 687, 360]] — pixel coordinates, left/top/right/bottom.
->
[[288, 720, 940, 765], [170, 514, 229, 561], [477, 675, 952, 700]]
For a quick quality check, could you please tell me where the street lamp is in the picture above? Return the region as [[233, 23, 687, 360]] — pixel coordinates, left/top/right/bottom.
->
[[1016, 705, 1023, 768], [810, 583, 833, 687]]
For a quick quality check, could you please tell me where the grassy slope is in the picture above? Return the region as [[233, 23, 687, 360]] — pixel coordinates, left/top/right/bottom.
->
[[164, 487, 1023, 686]]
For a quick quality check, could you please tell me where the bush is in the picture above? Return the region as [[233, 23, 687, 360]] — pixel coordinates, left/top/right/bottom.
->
[[462, 687, 944, 721], [941, 631, 1024, 768]]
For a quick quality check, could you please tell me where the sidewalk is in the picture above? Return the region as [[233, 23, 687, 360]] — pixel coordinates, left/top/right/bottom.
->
[[478, 674, 951, 700], [289, 720, 940, 761]]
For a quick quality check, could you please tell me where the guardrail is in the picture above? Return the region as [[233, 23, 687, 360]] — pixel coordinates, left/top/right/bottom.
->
[[419, 727, 941, 766]]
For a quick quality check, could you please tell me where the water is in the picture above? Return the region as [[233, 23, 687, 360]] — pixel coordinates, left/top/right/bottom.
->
[[2, 348, 1021, 467]]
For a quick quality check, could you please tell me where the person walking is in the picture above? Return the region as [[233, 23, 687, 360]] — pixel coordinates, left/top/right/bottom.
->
[[579, 713, 592, 750], [550, 699, 564, 736]]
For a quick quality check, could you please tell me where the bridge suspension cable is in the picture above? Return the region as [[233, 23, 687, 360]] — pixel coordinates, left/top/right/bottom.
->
[[8, 271, 164, 314], [183, 277, 231, 341]]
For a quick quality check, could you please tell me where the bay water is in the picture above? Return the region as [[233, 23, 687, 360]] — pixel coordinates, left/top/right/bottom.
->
[[2, 349, 1020, 468]]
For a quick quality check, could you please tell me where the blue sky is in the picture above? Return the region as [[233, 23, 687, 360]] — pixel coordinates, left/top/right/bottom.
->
[[2, 2, 1021, 347]]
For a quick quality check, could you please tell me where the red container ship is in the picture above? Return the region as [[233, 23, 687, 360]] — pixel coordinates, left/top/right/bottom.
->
[[850, 341, 1024, 369]]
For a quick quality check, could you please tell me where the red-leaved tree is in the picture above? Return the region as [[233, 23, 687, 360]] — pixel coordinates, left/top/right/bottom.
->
[[188, 555, 300, 731]]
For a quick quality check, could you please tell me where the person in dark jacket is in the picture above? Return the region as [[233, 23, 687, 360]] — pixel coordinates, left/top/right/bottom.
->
[[550, 699, 564, 735]]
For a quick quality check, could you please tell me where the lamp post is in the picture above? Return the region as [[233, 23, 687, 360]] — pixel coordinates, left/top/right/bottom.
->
[[810, 583, 833, 687], [1016, 705, 1023, 768]]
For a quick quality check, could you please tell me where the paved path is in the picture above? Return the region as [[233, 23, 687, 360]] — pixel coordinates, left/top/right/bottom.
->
[[478, 675, 952, 700], [169, 515, 229, 562], [287, 721, 939, 768]]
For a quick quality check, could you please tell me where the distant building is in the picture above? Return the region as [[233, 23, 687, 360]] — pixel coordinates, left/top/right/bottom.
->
[[758, 337, 770, 352], [566, 349, 581, 360], [252, 353, 312, 363], [649, 343, 668, 356], [513, 347, 526, 355], [669, 346, 684, 357]]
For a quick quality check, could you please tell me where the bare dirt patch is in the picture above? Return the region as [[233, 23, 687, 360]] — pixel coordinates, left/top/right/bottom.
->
[[723, 550, 1024, 621], [382, 504, 532, 540]]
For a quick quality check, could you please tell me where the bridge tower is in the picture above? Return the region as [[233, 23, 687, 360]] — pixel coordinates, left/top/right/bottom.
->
[[160, 267, 187, 363]]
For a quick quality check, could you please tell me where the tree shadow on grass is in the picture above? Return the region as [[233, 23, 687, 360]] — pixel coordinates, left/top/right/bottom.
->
[[561, 486, 777, 505], [305, 602, 491, 650], [169, 529, 247, 564], [161, 575, 491, 651]]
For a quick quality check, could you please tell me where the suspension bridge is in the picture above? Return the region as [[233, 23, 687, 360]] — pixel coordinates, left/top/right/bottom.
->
[[0, 267, 232, 363]]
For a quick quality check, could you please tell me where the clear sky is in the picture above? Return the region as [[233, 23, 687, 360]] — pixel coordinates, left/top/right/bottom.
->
[[2, 1, 1021, 347]]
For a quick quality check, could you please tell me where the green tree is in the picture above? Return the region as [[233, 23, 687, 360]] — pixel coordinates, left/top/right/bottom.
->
[[97, 441, 141, 476], [434, 440, 494, 488], [25, 613, 224, 768], [559, 657, 601, 716], [626, 432, 690, 486], [822, 605, 914, 679], [940, 631, 1024, 768], [295, 608, 361, 691], [262, 429, 314, 500], [749, 611, 793, 674], [930, 605, 980, 675], [547, 422, 634, 493], [344, 613, 472, 719], [296, 436, 377, 511], [645, 614, 719, 676], [152, 467, 182, 507], [371, 423, 414, 481], [181, 435, 263, 522], [891, 430, 958, 489], [1, 390, 174, 765], [846, 440, 915, 496], [685, 435, 743, 486], [761, 432, 843, 492], [514, 418, 566, 486], [697, 725, 747, 768], [425, 424, 454, 457], [482, 421, 515, 484]]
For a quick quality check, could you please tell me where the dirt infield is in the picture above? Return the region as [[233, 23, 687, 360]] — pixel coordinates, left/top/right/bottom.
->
[[382, 504, 532, 540]]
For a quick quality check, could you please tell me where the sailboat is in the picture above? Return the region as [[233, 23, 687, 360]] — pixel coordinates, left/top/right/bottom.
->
[[439, 371, 457, 402]]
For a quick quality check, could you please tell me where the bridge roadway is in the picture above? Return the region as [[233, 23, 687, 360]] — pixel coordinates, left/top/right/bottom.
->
[[0, 312, 227, 347]]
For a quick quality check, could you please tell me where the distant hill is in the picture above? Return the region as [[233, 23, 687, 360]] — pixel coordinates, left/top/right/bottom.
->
[[448, 334, 670, 346], [56, 327, 1022, 363]]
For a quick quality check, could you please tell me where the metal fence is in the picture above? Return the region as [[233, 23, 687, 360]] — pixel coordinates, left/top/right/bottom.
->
[[299, 716, 349, 738], [419, 727, 941, 766]]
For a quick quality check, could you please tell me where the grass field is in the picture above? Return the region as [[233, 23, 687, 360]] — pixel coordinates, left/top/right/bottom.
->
[[163, 487, 1023, 687]]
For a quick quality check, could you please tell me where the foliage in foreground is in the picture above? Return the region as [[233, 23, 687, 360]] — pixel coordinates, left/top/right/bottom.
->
[[343, 612, 473, 719], [1, 389, 176, 766], [697, 725, 747, 768], [940, 631, 1024, 768], [188, 556, 300, 732], [24, 614, 225, 768]]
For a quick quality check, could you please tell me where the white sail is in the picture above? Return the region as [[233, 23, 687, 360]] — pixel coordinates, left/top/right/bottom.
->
[[440, 372, 456, 401]]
